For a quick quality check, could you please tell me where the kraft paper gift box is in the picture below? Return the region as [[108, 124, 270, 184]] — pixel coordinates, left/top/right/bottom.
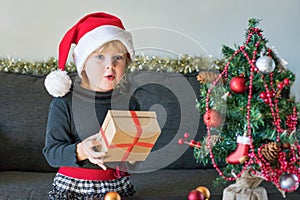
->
[[99, 110, 161, 162]]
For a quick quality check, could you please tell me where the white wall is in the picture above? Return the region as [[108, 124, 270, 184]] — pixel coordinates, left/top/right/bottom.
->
[[1, 0, 299, 98]]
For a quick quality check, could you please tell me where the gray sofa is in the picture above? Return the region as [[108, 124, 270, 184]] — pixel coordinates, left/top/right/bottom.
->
[[1, 71, 300, 200]]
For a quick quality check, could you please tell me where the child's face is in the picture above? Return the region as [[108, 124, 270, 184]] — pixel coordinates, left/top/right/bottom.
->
[[83, 47, 126, 92]]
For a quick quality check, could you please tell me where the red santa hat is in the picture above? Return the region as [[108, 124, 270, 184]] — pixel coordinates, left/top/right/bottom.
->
[[44, 12, 134, 97]]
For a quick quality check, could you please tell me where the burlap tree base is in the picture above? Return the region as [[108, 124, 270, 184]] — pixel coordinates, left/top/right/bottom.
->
[[223, 170, 268, 200]]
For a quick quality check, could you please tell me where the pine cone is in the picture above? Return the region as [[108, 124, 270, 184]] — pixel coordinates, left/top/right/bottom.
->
[[260, 142, 279, 162], [197, 71, 219, 84]]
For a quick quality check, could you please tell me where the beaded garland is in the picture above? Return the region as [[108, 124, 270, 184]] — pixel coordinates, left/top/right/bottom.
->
[[204, 26, 300, 192]]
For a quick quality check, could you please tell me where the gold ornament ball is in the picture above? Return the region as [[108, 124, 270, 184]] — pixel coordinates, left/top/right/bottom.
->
[[195, 186, 210, 200], [104, 191, 121, 200]]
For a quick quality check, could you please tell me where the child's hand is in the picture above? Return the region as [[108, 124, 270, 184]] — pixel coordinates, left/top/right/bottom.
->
[[76, 133, 107, 170]]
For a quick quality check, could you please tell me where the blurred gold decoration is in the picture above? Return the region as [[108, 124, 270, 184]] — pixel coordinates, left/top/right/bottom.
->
[[195, 185, 211, 200], [197, 71, 219, 84], [261, 142, 280, 162], [104, 191, 121, 200], [0, 54, 218, 76], [129, 54, 215, 74], [0, 57, 76, 76]]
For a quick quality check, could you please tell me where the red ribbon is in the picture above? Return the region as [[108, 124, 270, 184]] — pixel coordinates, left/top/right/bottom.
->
[[100, 110, 154, 161], [100, 127, 109, 147]]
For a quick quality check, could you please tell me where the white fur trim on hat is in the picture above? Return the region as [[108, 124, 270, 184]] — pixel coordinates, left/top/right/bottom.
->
[[73, 25, 134, 78], [44, 70, 72, 97]]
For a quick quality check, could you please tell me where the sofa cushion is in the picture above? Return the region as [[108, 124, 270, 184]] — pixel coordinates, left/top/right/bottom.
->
[[0, 72, 55, 172], [129, 71, 206, 170], [0, 171, 54, 199]]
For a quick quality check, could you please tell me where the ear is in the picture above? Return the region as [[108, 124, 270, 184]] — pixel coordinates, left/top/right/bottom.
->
[[126, 52, 132, 65]]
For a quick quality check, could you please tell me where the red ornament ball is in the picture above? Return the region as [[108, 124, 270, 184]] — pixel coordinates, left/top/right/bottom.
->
[[188, 190, 205, 200], [230, 76, 247, 94], [203, 109, 223, 128]]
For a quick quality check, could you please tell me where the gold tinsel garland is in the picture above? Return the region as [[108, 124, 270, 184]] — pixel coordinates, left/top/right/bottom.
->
[[0, 54, 217, 76]]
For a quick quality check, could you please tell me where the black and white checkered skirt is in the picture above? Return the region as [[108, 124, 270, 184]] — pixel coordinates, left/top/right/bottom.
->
[[48, 173, 135, 200]]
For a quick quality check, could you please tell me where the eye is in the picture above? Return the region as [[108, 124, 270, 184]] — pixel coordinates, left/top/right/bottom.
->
[[96, 54, 105, 60], [113, 55, 124, 61]]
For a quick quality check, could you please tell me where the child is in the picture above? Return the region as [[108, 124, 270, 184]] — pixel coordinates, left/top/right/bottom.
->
[[43, 12, 139, 199]]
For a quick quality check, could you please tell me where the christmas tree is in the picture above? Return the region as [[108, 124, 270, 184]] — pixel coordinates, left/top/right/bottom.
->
[[194, 19, 300, 194]]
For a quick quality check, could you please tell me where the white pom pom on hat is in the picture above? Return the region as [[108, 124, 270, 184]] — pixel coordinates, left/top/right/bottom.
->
[[44, 12, 135, 97], [44, 70, 72, 97]]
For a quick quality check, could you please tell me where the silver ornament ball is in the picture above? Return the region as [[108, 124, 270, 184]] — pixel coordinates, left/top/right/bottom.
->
[[279, 173, 299, 190], [255, 56, 275, 74]]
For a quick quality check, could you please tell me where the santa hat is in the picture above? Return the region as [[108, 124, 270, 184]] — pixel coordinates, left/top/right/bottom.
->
[[44, 12, 134, 97]]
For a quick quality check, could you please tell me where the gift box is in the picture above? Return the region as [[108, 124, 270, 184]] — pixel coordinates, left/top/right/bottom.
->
[[99, 110, 161, 162]]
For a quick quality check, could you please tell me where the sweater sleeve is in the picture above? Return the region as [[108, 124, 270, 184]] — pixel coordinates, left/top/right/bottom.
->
[[43, 98, 80, 168]]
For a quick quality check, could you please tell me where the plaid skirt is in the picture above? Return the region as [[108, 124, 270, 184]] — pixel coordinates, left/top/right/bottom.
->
[[48, 172, 135, 200]]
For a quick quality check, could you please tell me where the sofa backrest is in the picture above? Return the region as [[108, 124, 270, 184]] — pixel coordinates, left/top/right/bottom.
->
[[0, 71, 207, 172], [0, 73, 55, 172], [129, 71, 206, 170]]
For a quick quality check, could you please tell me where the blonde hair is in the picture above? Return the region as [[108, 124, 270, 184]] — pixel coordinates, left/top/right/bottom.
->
[[95, 40, 131, 65]]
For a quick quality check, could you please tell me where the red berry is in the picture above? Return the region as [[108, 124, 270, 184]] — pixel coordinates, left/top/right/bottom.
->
[[283, 78, 290, 85], [271, 91, 276, 97], [196, 142, 201, 148], [184, 133, 190, 139], [277, 82, 284, 90], [178, 138, 184, 145], [189, 140, 196, 147], [259, 92, 267, 99]]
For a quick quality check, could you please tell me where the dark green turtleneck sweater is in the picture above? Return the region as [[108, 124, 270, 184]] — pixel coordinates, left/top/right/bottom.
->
[[43, 80, 140, 168]]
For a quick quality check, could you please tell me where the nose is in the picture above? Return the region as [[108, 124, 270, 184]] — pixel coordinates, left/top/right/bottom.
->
[[106, 59, 117, 69], [106, 64, 113, 70]]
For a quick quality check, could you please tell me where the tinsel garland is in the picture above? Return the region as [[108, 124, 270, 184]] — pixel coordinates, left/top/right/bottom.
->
[[0, 54, 218, 76]]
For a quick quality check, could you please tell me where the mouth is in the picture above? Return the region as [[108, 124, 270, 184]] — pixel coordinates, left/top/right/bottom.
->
[[104, 74, 115, 81]]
